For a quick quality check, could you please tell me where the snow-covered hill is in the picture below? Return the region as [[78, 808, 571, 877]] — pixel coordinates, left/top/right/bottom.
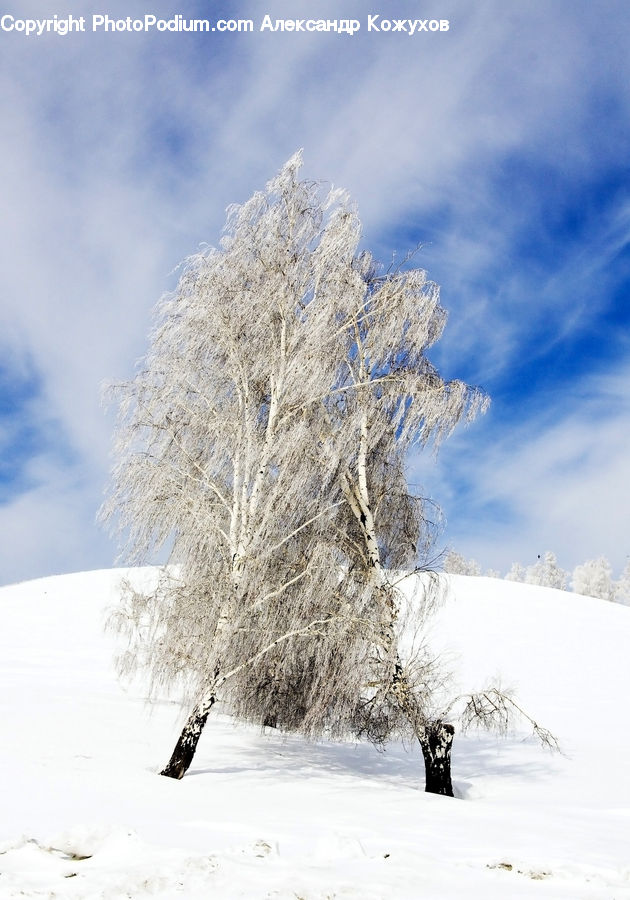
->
[[1, 569, 629, 899]]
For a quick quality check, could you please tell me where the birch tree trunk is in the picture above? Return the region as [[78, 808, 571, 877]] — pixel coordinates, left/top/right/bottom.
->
[[160, 696, 216, 779], [161, 323, 291, 778], [160, 614, 336, 778], [419, 721, 455, 797]]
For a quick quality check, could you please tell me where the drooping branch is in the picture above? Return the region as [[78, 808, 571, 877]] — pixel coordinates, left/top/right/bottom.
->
[[460, 687, 560, 752]]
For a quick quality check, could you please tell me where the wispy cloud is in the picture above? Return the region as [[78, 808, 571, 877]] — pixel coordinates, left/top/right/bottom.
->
[[1, 0, 630, 582], [414, 361, 630, 576]]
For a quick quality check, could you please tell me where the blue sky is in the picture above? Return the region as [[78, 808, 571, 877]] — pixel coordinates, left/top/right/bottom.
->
[[1, 0, 629, 584]]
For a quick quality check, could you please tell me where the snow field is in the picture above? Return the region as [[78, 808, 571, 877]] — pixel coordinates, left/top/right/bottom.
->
[[1, 568, 629, 899]]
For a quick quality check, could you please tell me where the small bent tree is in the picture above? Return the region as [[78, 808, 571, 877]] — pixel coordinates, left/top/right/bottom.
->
[[353, 640, 560, 797], [102, 152, 518, 794], [317, 249, 487, 796]]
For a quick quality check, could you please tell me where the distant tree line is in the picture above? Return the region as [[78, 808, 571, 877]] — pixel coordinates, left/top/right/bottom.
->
[[442, 549, 630, 604]]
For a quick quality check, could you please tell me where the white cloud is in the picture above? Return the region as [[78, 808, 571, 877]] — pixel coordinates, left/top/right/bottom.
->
[[417, 362, 630, 577], [0, 455, 111, 585], [1, 0, 630, 582]]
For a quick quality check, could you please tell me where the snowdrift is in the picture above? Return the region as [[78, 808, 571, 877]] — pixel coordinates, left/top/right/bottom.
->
[[1, 568, 629, 899]]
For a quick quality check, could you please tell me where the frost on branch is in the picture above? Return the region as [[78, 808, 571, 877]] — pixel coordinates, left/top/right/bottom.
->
[[460, 686, 560, 752]]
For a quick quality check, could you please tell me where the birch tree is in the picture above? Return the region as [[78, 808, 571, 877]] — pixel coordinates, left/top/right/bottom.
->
[[103, 154, 396, 777], [505, 562, 526, 583], [572, 556, 617, 602], [102, 152, 488, 790], [309, 254, 488, 795], [104, 156, 342, 771], [443, 550, 482, 576], [617, 561, 630, 605], [526, 551, 567, 590], [225, 215, 491, 795]]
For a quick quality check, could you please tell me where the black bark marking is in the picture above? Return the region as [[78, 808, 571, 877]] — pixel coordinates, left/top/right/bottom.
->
[[160, 698, 215, 779], [420, 721, 455, 797]]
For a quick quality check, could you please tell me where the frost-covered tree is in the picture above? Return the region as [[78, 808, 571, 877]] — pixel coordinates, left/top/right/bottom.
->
[[616, 561, 630, 606], [103, 155, 382, 778], [505, 562, 526, 583], [572, 556, 617, 602], [525, 552, 567, 590], [306, 245, 488, 796], [219, 169, 489, 794], [102, 153, 489, 790], [442, 550, 481, 576]]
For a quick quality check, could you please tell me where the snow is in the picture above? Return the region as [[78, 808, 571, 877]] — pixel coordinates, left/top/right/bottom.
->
[[1, 568, 629, 899]]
